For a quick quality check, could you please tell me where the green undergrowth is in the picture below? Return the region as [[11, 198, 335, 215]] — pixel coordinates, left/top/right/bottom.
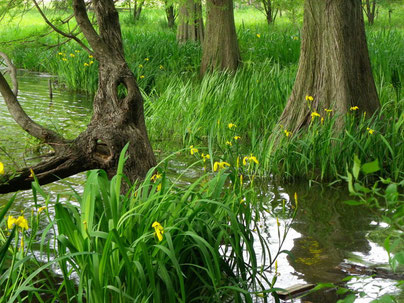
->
[[0, 7, 403, 182], [0, 145, 295, 302]]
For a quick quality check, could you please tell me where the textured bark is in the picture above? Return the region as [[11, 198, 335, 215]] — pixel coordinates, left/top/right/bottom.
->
[[200, 0, 241, 75], [278, 0, 380, 134], [0, 0, 156, 194], [176, 0, 204, 43]]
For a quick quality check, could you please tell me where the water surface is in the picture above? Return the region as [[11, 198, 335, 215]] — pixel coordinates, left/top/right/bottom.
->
[[0, 71, 402, 302]]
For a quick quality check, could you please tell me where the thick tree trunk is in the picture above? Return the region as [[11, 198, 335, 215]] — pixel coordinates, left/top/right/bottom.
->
[[278, 0, 380, 134], [0, 0, 156, 194], [176, 0, 204, 43], [165, 4, 176, 28], [200, 0, 241, 75]]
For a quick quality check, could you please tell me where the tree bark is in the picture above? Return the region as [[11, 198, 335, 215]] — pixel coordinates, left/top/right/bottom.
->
[[133, 0, 143, 21], [262, 0, 276, 24], [0, 0, 156, 194], [364, 0, 376, 25], [200, 0, 241, 75], [278, 0, 380, 134], [176, 0, 204, 43], [165, 3, 176, 28]]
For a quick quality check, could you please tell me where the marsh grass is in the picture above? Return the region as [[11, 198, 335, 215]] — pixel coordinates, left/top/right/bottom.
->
[[1, 145, 294, 302], [0, 6, 403, 181]]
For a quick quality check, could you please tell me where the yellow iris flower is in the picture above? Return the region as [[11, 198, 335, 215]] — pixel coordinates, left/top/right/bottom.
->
[[243, 154, 259, 166], [7, 215, 29, 230], [152, 221, 164, 242], [190, 145, 198, 155], [213, 161, 230, 172]]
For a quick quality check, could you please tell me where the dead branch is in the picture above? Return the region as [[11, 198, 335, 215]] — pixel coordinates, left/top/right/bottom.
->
[[32, 0, 93, 55], [0, 52, 67, 151]]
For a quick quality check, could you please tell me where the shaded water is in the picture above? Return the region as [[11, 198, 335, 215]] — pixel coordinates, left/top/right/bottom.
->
[[0, 71, 402, 302]]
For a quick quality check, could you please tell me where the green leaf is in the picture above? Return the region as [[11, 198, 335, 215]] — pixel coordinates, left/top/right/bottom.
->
[[353, 154, 361, 180], [371, 294, 395, 303], [344, 200, 366, 206], [361, 159, 380, 175], [337, 293, 356, 303], [393, 251, 404, 265], [0, 194, 16, 224], [336, 287, 350, 295], [347, 172, 355, 194], [384, 237, 390, 253]]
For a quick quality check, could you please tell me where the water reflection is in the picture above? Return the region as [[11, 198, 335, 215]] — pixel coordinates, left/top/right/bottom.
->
[[1, 71, 402, 302], [275, 183, 403, 302]]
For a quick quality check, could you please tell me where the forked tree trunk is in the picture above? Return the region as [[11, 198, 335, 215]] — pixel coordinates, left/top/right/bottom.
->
[[0, 0, 156, 193], [176, 0, 204, 43], [200, 0, 241, 75], [364, 0, 376, 25], [165, 4, 176, 28], [133, 0, 143, 21], [278, 0, 380, 134], [262, 0, 277, 24]]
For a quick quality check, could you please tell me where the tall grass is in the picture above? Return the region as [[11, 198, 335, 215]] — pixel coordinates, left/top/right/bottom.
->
[[0, 7, 403, 181], [1, 145, 295, 302]]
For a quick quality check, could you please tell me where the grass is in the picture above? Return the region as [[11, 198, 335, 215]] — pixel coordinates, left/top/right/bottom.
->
[[0, 6, 403, 182], [0, 145, 296, 302]]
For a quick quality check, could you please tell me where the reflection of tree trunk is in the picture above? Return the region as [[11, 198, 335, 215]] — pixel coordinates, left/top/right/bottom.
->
[[0, 0, 156, 194], [282, 184, 374, 285], [165, 3, 176, 28], [278, 0, 379, 134], [176, 0, 204, 43], [200, 0, 240, 75]]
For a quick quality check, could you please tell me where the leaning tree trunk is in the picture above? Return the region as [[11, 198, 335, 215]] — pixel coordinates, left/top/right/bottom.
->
[[0, 0, 156, 193], [278, 0, 380, 134], [200, 0, 241, 75], [176, 0, 204, 43]]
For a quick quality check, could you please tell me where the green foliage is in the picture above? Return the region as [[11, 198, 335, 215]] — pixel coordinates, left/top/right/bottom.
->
[[1, 145, 296, 302], [0, 6, 403, 181], [344, 157, 404, 271]]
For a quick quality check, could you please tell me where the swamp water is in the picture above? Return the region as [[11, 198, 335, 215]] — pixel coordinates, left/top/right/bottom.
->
[[0, 71, 402, 302]]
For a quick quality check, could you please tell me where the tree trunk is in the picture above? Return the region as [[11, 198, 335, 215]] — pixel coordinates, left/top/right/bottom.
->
[[364, 0, 376, 25], [165, 3, 176, 28], [0, 0, 156, 194], [200, 0, 241, 75], [278, 0, 380, 134], [133, 0, 143, 21], [176, 0, 204, 43], [263, 0, 273, 24]]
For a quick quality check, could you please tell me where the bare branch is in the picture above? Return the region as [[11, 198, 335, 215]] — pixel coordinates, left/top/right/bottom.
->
[[0, 51, 18, 96], [0, 52, 68, 150], [32, 0, 94, 55], [73, 0, 108, 59], [0, 154, 92, 194]]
